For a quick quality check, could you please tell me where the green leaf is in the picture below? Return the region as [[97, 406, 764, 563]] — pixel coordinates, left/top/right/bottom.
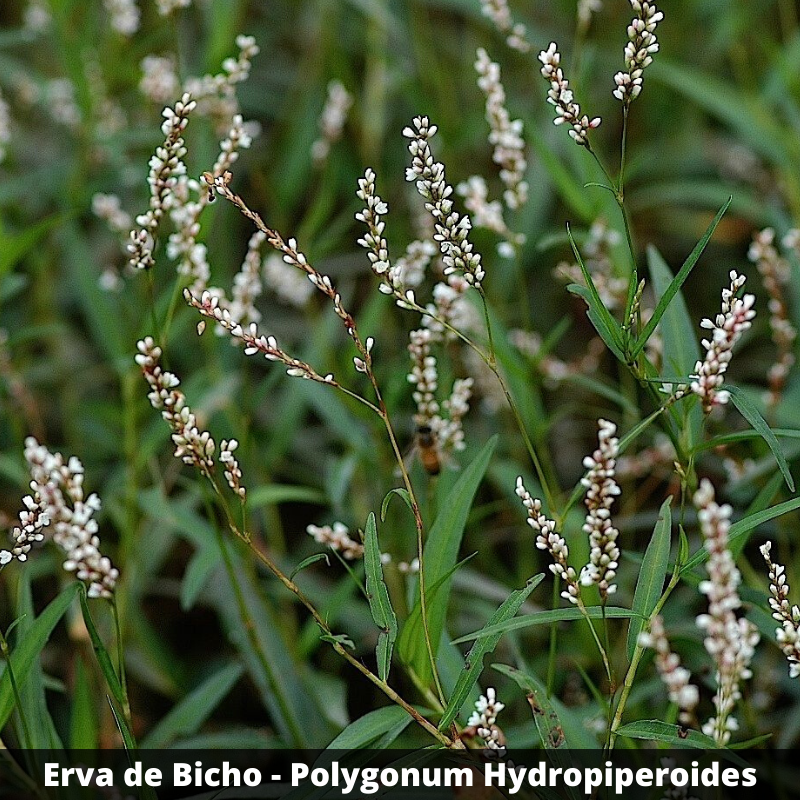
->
[[78, 590, 138, 753], [398, 436, 498, 683], [363, 513, 398, 682], [69, 656, 98, 749], [632, 197, 731, 359], [727, 385, 795, 491], [0, 214, 65, 277], [567, 284, 626, 362], [493, 664, 571, 753], [646, 246, 702, 446], [246, 484, 327, 507], [566, 225, 625, 355], [320, 633, 355, 650], [627, 498, 672, 661], [290, 553, 331, 580], [439, 574, 544, 731], [615, 719, 717, 749], [398, 554, 478, 673], [324, 706, 415, 749], [451, 606, 640, 644], [180, 545, 218, 610], [681, 495, 800, 574], [0, 583, 80, 732], [381, 488, 412, 522], [142, 663, 244, 748]]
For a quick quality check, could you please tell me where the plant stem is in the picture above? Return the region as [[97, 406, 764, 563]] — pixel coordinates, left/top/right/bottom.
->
[[608, 567, 681, 748], [109, 599, 132, 731]]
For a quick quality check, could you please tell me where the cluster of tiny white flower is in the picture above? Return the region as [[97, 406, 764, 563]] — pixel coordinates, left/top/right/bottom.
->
[[408, 328, 440, 427], [394, 240, 435, 291], [579, 419, 621, 600], [748, 228, 796, 405], [0, 89, 10, 164], [516, 477, 580, 604], [139, 55, 180, 104], [760, 542, 800, 679], [45, 78, 81, 129], [474, 49, 528, 211], [219, 440, 246, 501], [356, 169, 396, 294], [694, 479, 759, 746], [689, 271, 755, 413], [23, 0, 51, 32], [407, 330, 472, 455], [404, 116, 485, 286], [262, 253, 315, 308], [478, 0, 529, 52], [25, 439, 119, 599], [438, 378, 474, 454], [467, 688, 507, 753], [92, 193, 132, 236], [135, 337, 217, 469], [222, 231, 266, 327], [0, 494, 49, 567], [156, 0, 191, 14], [103, 0, 140, 35], [311, 80, 353, 164], [168, 114, 254, 292], [613, 0, 663, 103], [306, 522, 364, 560], [638, 615, 699, 724], [578, 0, 602, 26], [128, 93, 196, 271], [539, 43, 601, 145]]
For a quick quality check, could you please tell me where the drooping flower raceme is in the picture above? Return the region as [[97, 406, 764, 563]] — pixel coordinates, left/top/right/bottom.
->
[[694, 479, 759, 746], [690, 271, 755, 413], [516, 477, 580, 604], [579, 419, 621, 600], [404, 116, 485, 287], [638, 615, 699, 724], [474, 48, 527, 211], [311, 80, 352, 165], [478, 0, 529, 53], [613, 0, 663, 103], [25, 439, 119, 599], [128, 93, 196, 271], [0, 493, 49, 566], [466, 688, 507, 754], [748, 228, 796, 406], [760, 542, 800, 679], [307, 522, 364, 560], [539, 43, 601, 145]]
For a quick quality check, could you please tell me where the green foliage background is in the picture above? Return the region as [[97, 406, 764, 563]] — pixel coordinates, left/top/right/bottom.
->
[[1, 0, 799, 754]]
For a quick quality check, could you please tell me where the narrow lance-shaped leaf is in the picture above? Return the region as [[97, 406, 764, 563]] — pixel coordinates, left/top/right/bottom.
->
[[627, 498, 672, 661], [364, 512, 398, 682], [681, 495, 800, 574], [439, 574, 544, 731], [451, 606, 641, 644], [647, 245, 703, 447], [632, 197, 732, 359], [727, 385, 795, 491], [493, 664, 573, 756], [398, 436, 498, 682], [0, 583, 80, 732]]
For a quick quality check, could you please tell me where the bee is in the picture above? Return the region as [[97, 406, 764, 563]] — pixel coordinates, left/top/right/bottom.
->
[[415, 424, 441, 476]]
